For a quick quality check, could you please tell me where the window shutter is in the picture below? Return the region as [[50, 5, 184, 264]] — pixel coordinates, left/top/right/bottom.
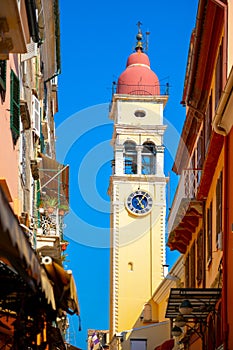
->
[[216, 172, 223, 249], [190, 243, 196, 288], [207, 202, 213, 263], [32, 95, 41, 136], [10, 70, 20, 144], [205, 92, 212, 153], [197, 230, 203, 284], [185, 254, 190, 288], [215, 42, 223, 110]]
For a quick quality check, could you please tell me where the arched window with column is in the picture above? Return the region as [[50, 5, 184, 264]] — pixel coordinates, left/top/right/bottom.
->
[[124, 141, 137, 174], [141, 142, 156, 175]]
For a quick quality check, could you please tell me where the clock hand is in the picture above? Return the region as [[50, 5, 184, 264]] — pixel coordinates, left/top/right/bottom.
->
[[136, 196, 145, 209]]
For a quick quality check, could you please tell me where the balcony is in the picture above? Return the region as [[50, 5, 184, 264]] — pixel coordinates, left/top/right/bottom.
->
[[112, 82, 170, 96], [0, 0, 30, 59], [167, 169, 203, 254]]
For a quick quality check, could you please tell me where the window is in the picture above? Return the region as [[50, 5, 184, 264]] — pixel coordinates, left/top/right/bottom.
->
[[10, 70, 20, 144], [197, 130, 204, 185], [142, 142, 156, 175], [0, 60, 7, 96], [207, 202, 213, 263], [205, 92, 212, 153], [143, 303, 152, 321], [190, 242, 196, 288], [215, 42, 223, 110], [130, 339, 147, 350], [216, 172, 223, 249], [197, 230, 203, 284], [197, 130, 204, 168], [134, 110, 146, 118], [124, 141, 137, 174], [185, 253, 190, 287], [128, 262, 133, 271]]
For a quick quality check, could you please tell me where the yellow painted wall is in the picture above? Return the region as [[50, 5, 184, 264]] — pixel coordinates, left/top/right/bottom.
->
[[116, 100, 163, 126], [109, 91, 168, 344], [111, 180, 166, 333], [118, 134, 161, 146], [122, 321, 170, 350]]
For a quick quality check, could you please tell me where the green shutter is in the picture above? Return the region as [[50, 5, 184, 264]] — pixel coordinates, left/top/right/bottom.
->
[[10, 70, 20, 144]]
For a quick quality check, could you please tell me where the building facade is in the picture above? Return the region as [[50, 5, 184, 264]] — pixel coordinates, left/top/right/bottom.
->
[[166, 0, 233, 349], [108, 28, 168, 348], [0, 1, 80, 348]]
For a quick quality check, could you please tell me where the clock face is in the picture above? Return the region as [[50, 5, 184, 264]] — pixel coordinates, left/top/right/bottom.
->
[[126, 190, 153, 216]]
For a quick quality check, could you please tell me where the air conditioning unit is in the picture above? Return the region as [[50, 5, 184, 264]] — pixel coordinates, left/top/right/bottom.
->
[[21, 41, 38, 62], [32, 95, 41, 137]]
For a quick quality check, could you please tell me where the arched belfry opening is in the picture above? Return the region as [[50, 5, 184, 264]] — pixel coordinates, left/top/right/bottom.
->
[[124, 141, 137, 174], [142, 142, 156, 175]]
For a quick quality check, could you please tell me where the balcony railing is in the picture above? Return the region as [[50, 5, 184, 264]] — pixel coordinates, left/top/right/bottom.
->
[[168, 169, 202, 233], [112, 82, 170, 96]]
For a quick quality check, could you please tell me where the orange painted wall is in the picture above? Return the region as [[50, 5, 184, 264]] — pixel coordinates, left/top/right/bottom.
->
[[205, 149, 224, 289], [226, 127, 233, 350], [0, 55, 19, 205]]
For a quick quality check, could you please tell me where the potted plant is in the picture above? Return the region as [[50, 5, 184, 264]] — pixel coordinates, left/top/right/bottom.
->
[[58, 204, 69, 216], [60, 240, 69, 251], [44, 196, 58, 214]]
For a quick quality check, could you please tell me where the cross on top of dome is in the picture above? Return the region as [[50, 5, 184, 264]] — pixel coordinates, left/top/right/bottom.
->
[[135, 21, 143, 51]]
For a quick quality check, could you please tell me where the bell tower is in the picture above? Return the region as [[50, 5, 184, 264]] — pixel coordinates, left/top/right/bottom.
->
[[108, 26, 168, 340]]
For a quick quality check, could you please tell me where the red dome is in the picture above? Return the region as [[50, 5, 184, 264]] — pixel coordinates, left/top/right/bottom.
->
[[117, 50, 160, 95], [126, 51, 150, 67]]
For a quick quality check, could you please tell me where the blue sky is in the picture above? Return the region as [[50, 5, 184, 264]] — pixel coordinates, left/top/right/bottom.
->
[[55, 1, 198, 348]]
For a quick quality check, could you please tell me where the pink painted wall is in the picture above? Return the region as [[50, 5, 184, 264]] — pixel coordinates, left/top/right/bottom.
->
[[0, 55, 19, 205]]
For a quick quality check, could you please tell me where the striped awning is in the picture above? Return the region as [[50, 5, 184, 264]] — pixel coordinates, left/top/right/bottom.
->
[[42, 259, 80, 315], [165, 288, 221, 319], [0, 186, 55, 310]]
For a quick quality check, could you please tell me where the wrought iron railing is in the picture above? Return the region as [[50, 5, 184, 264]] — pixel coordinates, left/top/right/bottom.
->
[[112, 82, 170, 96], [168, 169, 202, 232]]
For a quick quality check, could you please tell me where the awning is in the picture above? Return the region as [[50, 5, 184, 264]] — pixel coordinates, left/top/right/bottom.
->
[[42, 259, 80, 315], [39, 153, 69, 205], [0, 186, 55, 310], [165, 288, 221, 320], [154, 339, 174, 350]]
